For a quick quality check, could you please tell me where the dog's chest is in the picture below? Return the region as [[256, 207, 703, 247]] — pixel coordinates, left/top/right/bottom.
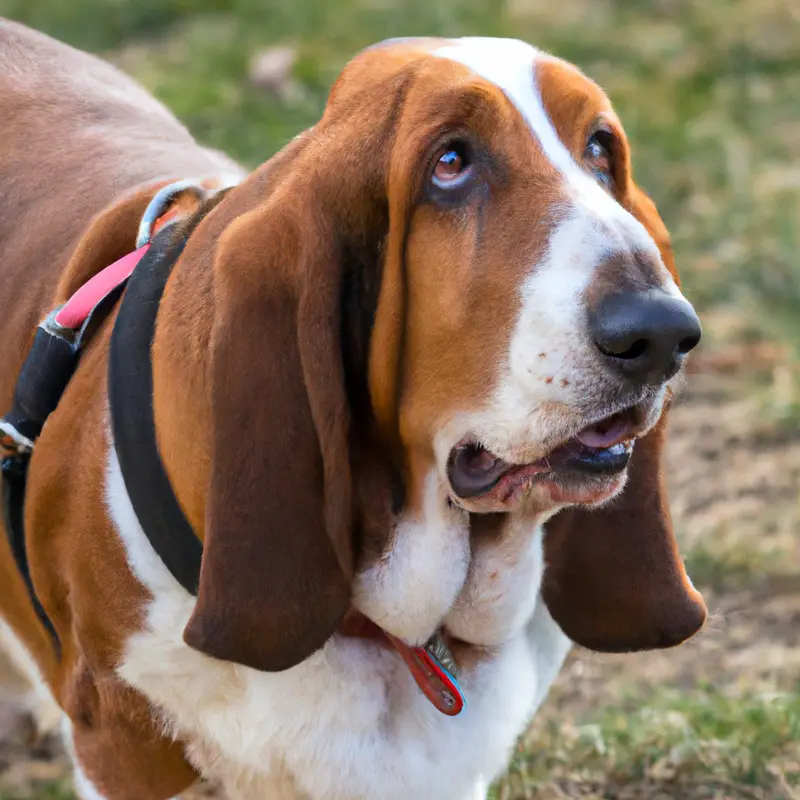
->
[[118, 602, 541, 800], [107, 447, 570, 800]]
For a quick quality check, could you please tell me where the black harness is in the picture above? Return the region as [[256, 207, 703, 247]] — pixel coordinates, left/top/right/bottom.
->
[[0, 192, 220, 653], [108, 228, 202, 595]]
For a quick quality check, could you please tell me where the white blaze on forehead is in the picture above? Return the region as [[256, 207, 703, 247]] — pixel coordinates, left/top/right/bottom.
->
[[435, 38, 571, 173], [433, 36, 667, 264]]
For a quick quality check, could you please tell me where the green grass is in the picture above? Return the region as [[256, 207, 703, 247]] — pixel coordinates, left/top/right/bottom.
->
[[0, 782, 74, 800], [497, 686, 800, 799], [685, 535, 798, 596]]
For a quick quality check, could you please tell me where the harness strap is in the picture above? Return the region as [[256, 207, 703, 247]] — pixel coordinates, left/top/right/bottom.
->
[[108, 229, 203, 595], [0, 178, 229, 654], [1, 454, 61, 654], [53, 246, 149, 331]]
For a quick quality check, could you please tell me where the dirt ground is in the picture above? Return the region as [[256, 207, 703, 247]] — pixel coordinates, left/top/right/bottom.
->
[[0, 344, 797, 799]]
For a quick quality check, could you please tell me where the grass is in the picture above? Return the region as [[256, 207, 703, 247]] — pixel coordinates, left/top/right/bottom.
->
[[0, 785, 73, 800], [685, 534, 799, 596], [497, 687, 800, 799], [0, 1, 799, 798]]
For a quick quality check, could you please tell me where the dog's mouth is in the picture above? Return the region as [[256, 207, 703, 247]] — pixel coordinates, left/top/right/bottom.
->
[[339, 611, 465, 717], [447, 405, 645, 505]]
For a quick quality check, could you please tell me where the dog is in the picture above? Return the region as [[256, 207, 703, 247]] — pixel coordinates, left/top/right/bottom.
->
[[0, 21, 706, 799]]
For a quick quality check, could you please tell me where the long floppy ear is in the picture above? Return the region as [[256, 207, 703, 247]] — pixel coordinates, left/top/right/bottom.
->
[[183, 188, 354, 672], [541, 183, 706, 652], [542, 416, 706, 651]]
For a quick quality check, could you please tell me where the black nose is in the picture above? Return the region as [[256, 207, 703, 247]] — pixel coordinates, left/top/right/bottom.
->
[[590, 290, 701, 385]]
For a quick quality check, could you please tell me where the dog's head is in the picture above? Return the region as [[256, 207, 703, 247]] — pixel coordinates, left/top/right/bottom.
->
[[168, 37, 705, 671]]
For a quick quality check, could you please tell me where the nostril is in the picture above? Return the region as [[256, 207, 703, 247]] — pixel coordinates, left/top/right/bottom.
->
[[597, 338, 648, 361], [677, 333, 701, 356]]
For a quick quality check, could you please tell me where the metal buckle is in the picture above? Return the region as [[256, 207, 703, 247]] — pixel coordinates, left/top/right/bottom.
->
[[136, 180, 207, 249], [135, 175, 241, 249], [0, 420, 34, 456]]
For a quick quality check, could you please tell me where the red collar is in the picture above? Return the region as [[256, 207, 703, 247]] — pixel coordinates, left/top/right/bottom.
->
[[340, 610, 466, 716]]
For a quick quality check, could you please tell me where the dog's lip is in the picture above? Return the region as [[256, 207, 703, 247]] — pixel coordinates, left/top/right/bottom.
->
[[447, 403, 648, 501]]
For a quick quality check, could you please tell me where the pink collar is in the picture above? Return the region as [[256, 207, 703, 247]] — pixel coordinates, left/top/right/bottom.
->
[[54, 245, 151, 330], [54, 178, 215, 333]]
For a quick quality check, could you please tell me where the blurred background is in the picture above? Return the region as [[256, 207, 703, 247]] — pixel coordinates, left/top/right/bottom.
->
[[0, 1, 798, 798]]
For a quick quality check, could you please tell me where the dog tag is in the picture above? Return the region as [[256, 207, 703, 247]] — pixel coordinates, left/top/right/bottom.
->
[[386, 632, 466, 716]]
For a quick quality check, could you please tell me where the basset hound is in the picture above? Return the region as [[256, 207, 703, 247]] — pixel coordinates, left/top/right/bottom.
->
[[0, 20, 707, 800]]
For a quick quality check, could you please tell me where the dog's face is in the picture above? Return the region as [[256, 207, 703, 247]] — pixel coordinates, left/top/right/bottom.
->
[[364, 39, 698, 517], [178, 37, 706, 674]]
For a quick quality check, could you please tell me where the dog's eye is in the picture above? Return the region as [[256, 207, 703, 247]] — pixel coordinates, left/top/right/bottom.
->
[[432, 143, 474, 189], [585, 131, 614, 189]]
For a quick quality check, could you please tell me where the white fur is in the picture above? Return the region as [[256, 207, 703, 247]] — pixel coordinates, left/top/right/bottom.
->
[[352, 469, 471, 644], [107, 444, 568, 800], [445, 519, 545, 647], [525, 599, 573, 716]]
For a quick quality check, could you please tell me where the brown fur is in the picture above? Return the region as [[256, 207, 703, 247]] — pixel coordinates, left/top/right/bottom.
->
[[0, 18, 240, 796]]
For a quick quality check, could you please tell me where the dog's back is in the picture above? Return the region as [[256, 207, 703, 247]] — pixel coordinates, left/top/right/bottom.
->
[[0, 19, 241, 365]]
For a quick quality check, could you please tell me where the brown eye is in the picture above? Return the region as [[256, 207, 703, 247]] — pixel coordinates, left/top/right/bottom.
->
[[432, 143, 473, 189], [585, 131, 614, 188]]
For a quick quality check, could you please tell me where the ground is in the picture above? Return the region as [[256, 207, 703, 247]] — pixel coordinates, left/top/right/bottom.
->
[[0, 0, 798, 797]]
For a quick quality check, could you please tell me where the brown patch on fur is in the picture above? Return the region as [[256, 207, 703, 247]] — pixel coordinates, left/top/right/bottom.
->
[[60, 651, 197, 799], [536, 57, 621, 174]]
